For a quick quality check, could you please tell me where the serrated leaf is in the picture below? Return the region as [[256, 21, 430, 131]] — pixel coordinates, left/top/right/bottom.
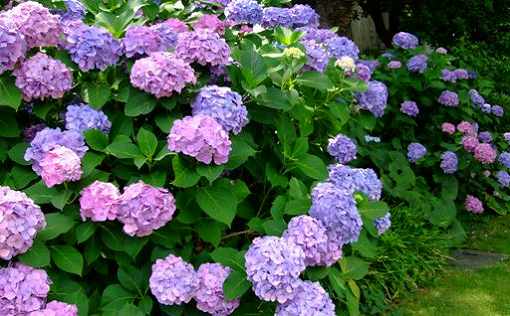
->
[[125, 89, 156, 117], [51, 245, 84, 276], [196, 181, 239, 226], [85, 129, 109, 151]]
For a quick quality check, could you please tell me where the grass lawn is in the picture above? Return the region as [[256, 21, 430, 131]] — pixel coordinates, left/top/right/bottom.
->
[[394, 215, 510, 316]]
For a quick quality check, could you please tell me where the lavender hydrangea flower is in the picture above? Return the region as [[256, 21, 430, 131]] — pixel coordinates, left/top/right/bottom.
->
[[499, 152, 510, 168], [65, 103, 111, 134], [374, 213, 391, 235], [440, 151, 458, 174], [175, 31, 230, 66], [481, 103, 492, 113], [224, 0, 263, 25], [496, 170, 510, 187], [387, 60, 402, 69], [23, 124, 46, 142], [283, 215, 342, 267], [465, 195, 484, 214], [123, 26, 165, 57], [504, 132, 510, 143], [261, 7, 292, 28], [438, 90, 459, 107], [457, 121, 476, 135], [492, 105, 504, 117], [245, 236, 306, 303], [193, 14, 225, 34], [289, 4, 319, 28], [0, 187, 45, 260], [326, 36, 360, 60], [436, 47, 447, 54], [14, 53, 73, 101], [117, 181, 176, 237], [474, 143, 496, 164], [469, 89, 485, 107], [454, 69, 469, 80], [7, 1, 62, 48], [61, 0, 85, 21], [130, 52, 196, 98], [297, 27, 336, 44], [478, 131, 492, 143], [356, 80, 388, 117], [302, 40, 329, 72], [355, 64, 371, 81], [163, 18, 189, 33], [0, 22, 26, 75], [275, 280, 335, 316], [328, 164, 383, 201], [168, 115, 231, 165], [39, 145, 82, 187], [407, 54, 428, 73], [407, 143, 427, 163], [195, 263, 240, 315], [0, 263, 50, 314], [30, 301, 78, 316], [80, 181, 120, 222], [25, 127, 88, 175], [441, 69, 457, 82], [63, 22, 122, 71], [358, 60, 380, 72], [400, 100, 419, 117], [327, 134, 357, 164], [150, 22, 179, 49], [392, 32, 419, 49], [191, 85, 248, 134], [150, 254, 198, 305]]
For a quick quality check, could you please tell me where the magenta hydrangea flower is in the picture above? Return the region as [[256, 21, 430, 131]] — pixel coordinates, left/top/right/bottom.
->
[[65, 103, 111, 134], [175, 31, 230, 66], [400, 100, 419, 117], [462, 136, 479, 153], [465, 195, 484, 214], [130, 52, 196, 98], [407, 143, 427, 163], [392, 32, 419, 49], [191, 85, 248, 135], [440, 151, 458, 174], [195, 263, 240, 315], [326, 36, 360, 60], [224, 0, 263, 25], [194, 14, 225, 33], [245, 236, 306, 304], [327, 134, 357, 164], [328, 164, 383, 201], [80, 181, 120, 222], [123, 25, 166, 58], [150, 254, 198, 305], [356, 80, 388, 117], [14, 53, 73, 101], [39, 145, 82, 187], [30, 301, 78, 316], [275, 280, 335, 316], [437, 90, 459, 107], [7, 1, 62, 48], [441, 122, 456, 135], [387, 60, 402, 69], [168, 115, 231, 165], [282, 215, 342, 267], [117, 181, 176, 237], [407, 54, 428, 73], [0, 263, 50, 314], [0, 187, 45, 260], [0, 22, 26, 75], [474, 143, 497, 164], [289, 4, 320, 28], [261, 7, 292, 28]]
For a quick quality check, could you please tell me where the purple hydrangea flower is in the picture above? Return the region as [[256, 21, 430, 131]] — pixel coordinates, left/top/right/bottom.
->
[[478, 131, 492, 143], [496, 170, 510, 187], [374, 212, 391, 235], [326, 36, 360, 60], [175, 31, 230, 66], [392, 32, 419, 49], [123, 25, 166, 58], [23, 124, 46, 143], [297, 27, 336, 44], [0, 22, 26, 75], [61, 0, 85, 21], [25, 127, 88, 175], [440, 151, 458, 174], [454, 69, 469, 80], [327, 134, 357, 164], [275, 280, 335, 316], [283, 215, 342, 267], [130, 52, 196, 98], [504, 132, 510, 143], [355, 64, 371, 81], [302, 40, 329, 72], [39, 145, 82, 187], [65, 103, 111, 134], [14, 53, 73, 101], [163, 18, 189, 33], [474, 143, 497, 164], [168, 115, 231, 165], [441, 69, 457, 83], [407, 143, 427, 163], [193, 14, 225, 34], [195, 263, 240, 315], [191, 85, 248, 135], [499, 152, 510, 168], [400, 100, 419, 117], [245, 236, 306, 303], [261, 7, 292, 28], [469, 89, 485, 107], [465, 195, 484, 214], [438, 90, 459, 107], [117, 181, 176, 237], [7, 1, 62, 48], [481, 103, 492, 113], [387, 60, 402, 69], [224, 0, 263, 25], [356, 80, 388, 117], [457, 121, 476, 135], [492, 105, 504, 117], [407, 54, 428, 73], [150, 254, 198, 305], [150, 21, 179, 49], [357, 59, 380, 73], [30, 301, 78, 316], [441, 122, 456, 135], [63, 22, 122, 71], [0, 263, 50, 314], [0, 187, 45, 260], [289, 4, 319, 28], [328, 164, 383, 201], [80, 181, 120, 222]]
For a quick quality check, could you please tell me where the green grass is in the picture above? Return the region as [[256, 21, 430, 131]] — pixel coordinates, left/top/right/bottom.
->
[[394, 215, 510, 316]]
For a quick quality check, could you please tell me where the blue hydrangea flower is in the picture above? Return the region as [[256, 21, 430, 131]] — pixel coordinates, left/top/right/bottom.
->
[[478, 131, 492, 143], [400, 100, 419, 117], [289, 4, 319, 28], [498, 152, 510, 168], [302, 40, 329, 72], [326, 36, 360, 60], [297, 27, 336, 44], [327, 134, 357, 164], [392, 32, 419, 49], [496, 170, 510, 187], [275, 280, 336, 316], [64, 103, 112, 134], [440, 151, 458, 174], [61, 0, 85, 21], [356, 80, 388, 117], [407, 54, 428, 73], [261, 7, 292, 28], [469, 89, 485, 107], [225, 0, 263, 25], [374, 212, 391, 235], [407, 143, 427, 163], [492, 105, 504, 117], [481, 103, 492, 113]]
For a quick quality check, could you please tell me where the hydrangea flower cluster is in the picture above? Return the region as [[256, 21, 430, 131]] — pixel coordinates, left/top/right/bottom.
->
[[123, 25, 169, 58], [65, 103, 111, 134], [469, 89, 485, 107], [387, 60, 402, 69], [407, 54, 428, 73], [261, 7, 293, 28], [407, 143, 427, 163], [60, 0, 85, 22], [30, 301, 78, 316], [297, 27, 336, 44], [496, 170, 510, 187], [0, 22, 26, 75], [440, 151, 458, 174], [392, 32, 419, 49], [0, 187, 45, 260], [168, 115, 232, 165], [14, 53, 73, 101], [24, 124, 47, 142], [441, 69, 469, 83], [457, 121, 476, 135], [335, 56, 356, 73], [194, 14, 226, 34], [498, 152, 510, 168], [356, 63, 372, 81], [275, 281, 336, 316], [462, 136, 479, 153], [195, 263, 240, 315], [289, 4, 320, 28], [130, 52, 197, 98], [191, 85, 248, 134], [400, 100, 419, 117], [438, 90, 459, 107], [39, 145, 82, 187], [326, 36, 360, 60], [225, 0, 263, 25], [80, 181, 120, 222], [436, 47, 448, 54], [474, 143, 497, 164], [465, 195, 484, 214], [175, 31, 231, 66], [356, 80, 389, 117], [328, 164, 383, 201], [441, 122, 456, 135], [374, 213, 392, 235], [150, 21, 179, 49], [492, 105, 504, 117], [301, 41, 329, 72], [478, 131, 492, 143], [327, 134, 357, 164], [117, 181, 176, 237], [245, 236, 306, 303], [150, 254, 199, 305]]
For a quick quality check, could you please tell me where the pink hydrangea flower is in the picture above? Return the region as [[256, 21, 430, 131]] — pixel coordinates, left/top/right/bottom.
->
[[465, 195, 484, 214], [39, 145, 82, 188], [29, 301, 78, 316], [474, 143, 497, 164], [441, 122, 455, 134], [457, 121, 476, 135], [462, 136, 479, 153], [175, 31, 231, 66], [80, 181, 120, 222], [195, 263, 240, 315], [163, 18, 189, 33], [194, 14, 225, 34]]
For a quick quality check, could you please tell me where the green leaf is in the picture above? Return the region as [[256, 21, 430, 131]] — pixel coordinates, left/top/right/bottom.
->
[[263, 218, 286, 236], [223, 270, 251, 300], [266, 163, 288, 188], [196, 220, 223, 247], [225, 136, 257, 169], [328, 268, 347, 298], [116, 304, 144, 316], [76, 222, 97, 244], [0, 109, 19, 137], [171, 156, 200, 188], [81, 151, 105, 176], [259, 87, 292, 111], [8, 142, 30, 165], [276, 115, 296, 156], [429, 198, 456, 227], [197, 165, 224, 183], [101, 284, 136, 312], [51, 245, 84, 276], [441, 176, 458, 200], [196, 181, 239, 226], [117, 264, 147, 295], [38, 213, 75, 240], [288, 177, 307, 199], [296, 71, 334, 91], [210, 247, 245, 271], [358, 200, 390, 220], [293, 154, 327, 180], [0, 74, 22, 110], [107, 141, 142, 159], [25, 181, 58, 204], [136, 128, 158, 157], [237, 45, 267, 88], [125, 89, 156, 117], [82, 82, 111, 108], [8, 165, 38, 189], [352, 231, 378, 259], [340, 256, 370, 280], [19, 241, 50, 267], [85, 129, 109, 151], [50, 189, 73, 210]]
